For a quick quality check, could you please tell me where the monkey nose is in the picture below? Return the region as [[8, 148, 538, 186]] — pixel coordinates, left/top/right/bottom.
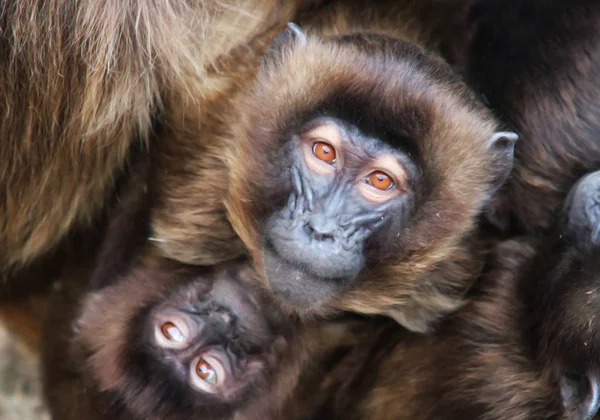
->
[[304, 215, 337, 242]]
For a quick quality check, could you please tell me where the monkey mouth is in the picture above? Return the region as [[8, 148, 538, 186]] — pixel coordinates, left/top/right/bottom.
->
[[262, 237, 349, 310], [265, 215, 365, 280]]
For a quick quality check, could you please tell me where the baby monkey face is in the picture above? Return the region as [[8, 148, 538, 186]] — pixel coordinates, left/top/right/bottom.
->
[[147, 266, 283, 401], [75, 262, 297, 419]]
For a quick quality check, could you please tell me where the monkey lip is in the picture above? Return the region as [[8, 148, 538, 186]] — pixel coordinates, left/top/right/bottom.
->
[[262, 237, 350, 310]]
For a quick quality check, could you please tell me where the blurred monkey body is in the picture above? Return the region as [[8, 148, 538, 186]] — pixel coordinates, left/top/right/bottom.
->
[[467, 0, 600, 233], [0, 0, 323, 279]]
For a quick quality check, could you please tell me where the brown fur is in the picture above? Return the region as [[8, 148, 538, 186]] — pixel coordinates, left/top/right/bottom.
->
[[303, 239, 570, 420], [467, 0, 600, 233], [0, 0, 322, 281], [148, 0, 506, 331]]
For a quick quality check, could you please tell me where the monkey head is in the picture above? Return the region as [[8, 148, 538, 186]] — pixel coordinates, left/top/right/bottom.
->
[[226, 23, 518, 330], [529, 170, 600, 420], [73, 261, 301, 419]]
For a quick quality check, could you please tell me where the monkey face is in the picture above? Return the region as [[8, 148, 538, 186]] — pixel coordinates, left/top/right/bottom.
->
[[75, 262, 297, 419], [146, 266, 278, 401], [263, 117, 419, 308], [227, 24, 517, 327]]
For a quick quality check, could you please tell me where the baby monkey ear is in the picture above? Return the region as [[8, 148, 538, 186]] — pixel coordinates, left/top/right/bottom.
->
[[562, 170, 600, 252], [263, 22, 308, 67]]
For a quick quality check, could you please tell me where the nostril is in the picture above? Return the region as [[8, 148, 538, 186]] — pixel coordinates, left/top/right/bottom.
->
[[304, 223, 314, 236], [317, 232, 335, 242], [304, 223, 335, 242]]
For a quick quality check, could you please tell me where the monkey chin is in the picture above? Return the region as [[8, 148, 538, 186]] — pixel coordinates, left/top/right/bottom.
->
[[262, 242, 350, 311]]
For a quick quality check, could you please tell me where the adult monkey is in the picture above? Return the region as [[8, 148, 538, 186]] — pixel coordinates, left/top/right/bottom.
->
[[302, 1, 600, 418], [0, 0, 323, 286], [151, 2, 517, 332]]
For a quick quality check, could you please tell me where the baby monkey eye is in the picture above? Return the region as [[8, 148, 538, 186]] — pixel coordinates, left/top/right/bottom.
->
[[312, 141, 337, 163], [161, 322, 186, 343], [196, 359, 218, 385], [366, 171, 394, 191]]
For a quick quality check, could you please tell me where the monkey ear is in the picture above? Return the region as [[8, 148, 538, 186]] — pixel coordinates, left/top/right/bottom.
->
[[562, 170, 600, 252], [561, 372, 600, 420], [263, 22, 308, 66], [482, 131, 518, 229]]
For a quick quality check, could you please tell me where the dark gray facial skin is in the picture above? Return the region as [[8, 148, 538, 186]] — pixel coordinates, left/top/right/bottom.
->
[[264, 117, 418, 308], [146, 265, 283, 402]]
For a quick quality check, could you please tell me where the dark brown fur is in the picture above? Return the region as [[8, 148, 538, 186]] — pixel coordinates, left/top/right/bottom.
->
[[467, 0, 600, 233], [149, 0, 508, 332], [301, 4, 600, 412], [302, 237, 589, 420]]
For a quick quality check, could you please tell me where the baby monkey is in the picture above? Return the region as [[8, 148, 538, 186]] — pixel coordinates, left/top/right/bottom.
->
[[42, 257, 310, 420]]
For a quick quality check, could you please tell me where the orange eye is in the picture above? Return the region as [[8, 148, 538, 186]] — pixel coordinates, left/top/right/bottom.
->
[[367, 171, 394, 191], [312, 141, 336, 163], [160, 322, 186, 343], [196, 359, 217, 385]]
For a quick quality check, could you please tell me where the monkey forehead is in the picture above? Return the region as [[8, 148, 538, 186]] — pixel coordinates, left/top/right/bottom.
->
[[247, 31, 497, 147], [209, 273, 277, 342], [305, 116, 414, 157], [241, 32, 500, 192]]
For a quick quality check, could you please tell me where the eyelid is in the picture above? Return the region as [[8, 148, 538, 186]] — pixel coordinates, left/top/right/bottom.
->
[[303, 123, 343, 149], [302, 124, 344, 175], [190, 352, 227, 393], [153, 311, 193, 350], [357, 156, 408, 202]]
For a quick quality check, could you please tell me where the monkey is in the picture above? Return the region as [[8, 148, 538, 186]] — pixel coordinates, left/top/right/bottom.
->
[[0, 0, 328, 288], [148, 7, 518, 333], [300, 169, 600, 420], [0, 0, 504, 334], [0, 0, 481, 289], [42, 259, 368, 420], [40, 146, 365, 420], [465, 0, 600, 234], [291, 3, 600, 417], [42, 257, 315, 420]]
